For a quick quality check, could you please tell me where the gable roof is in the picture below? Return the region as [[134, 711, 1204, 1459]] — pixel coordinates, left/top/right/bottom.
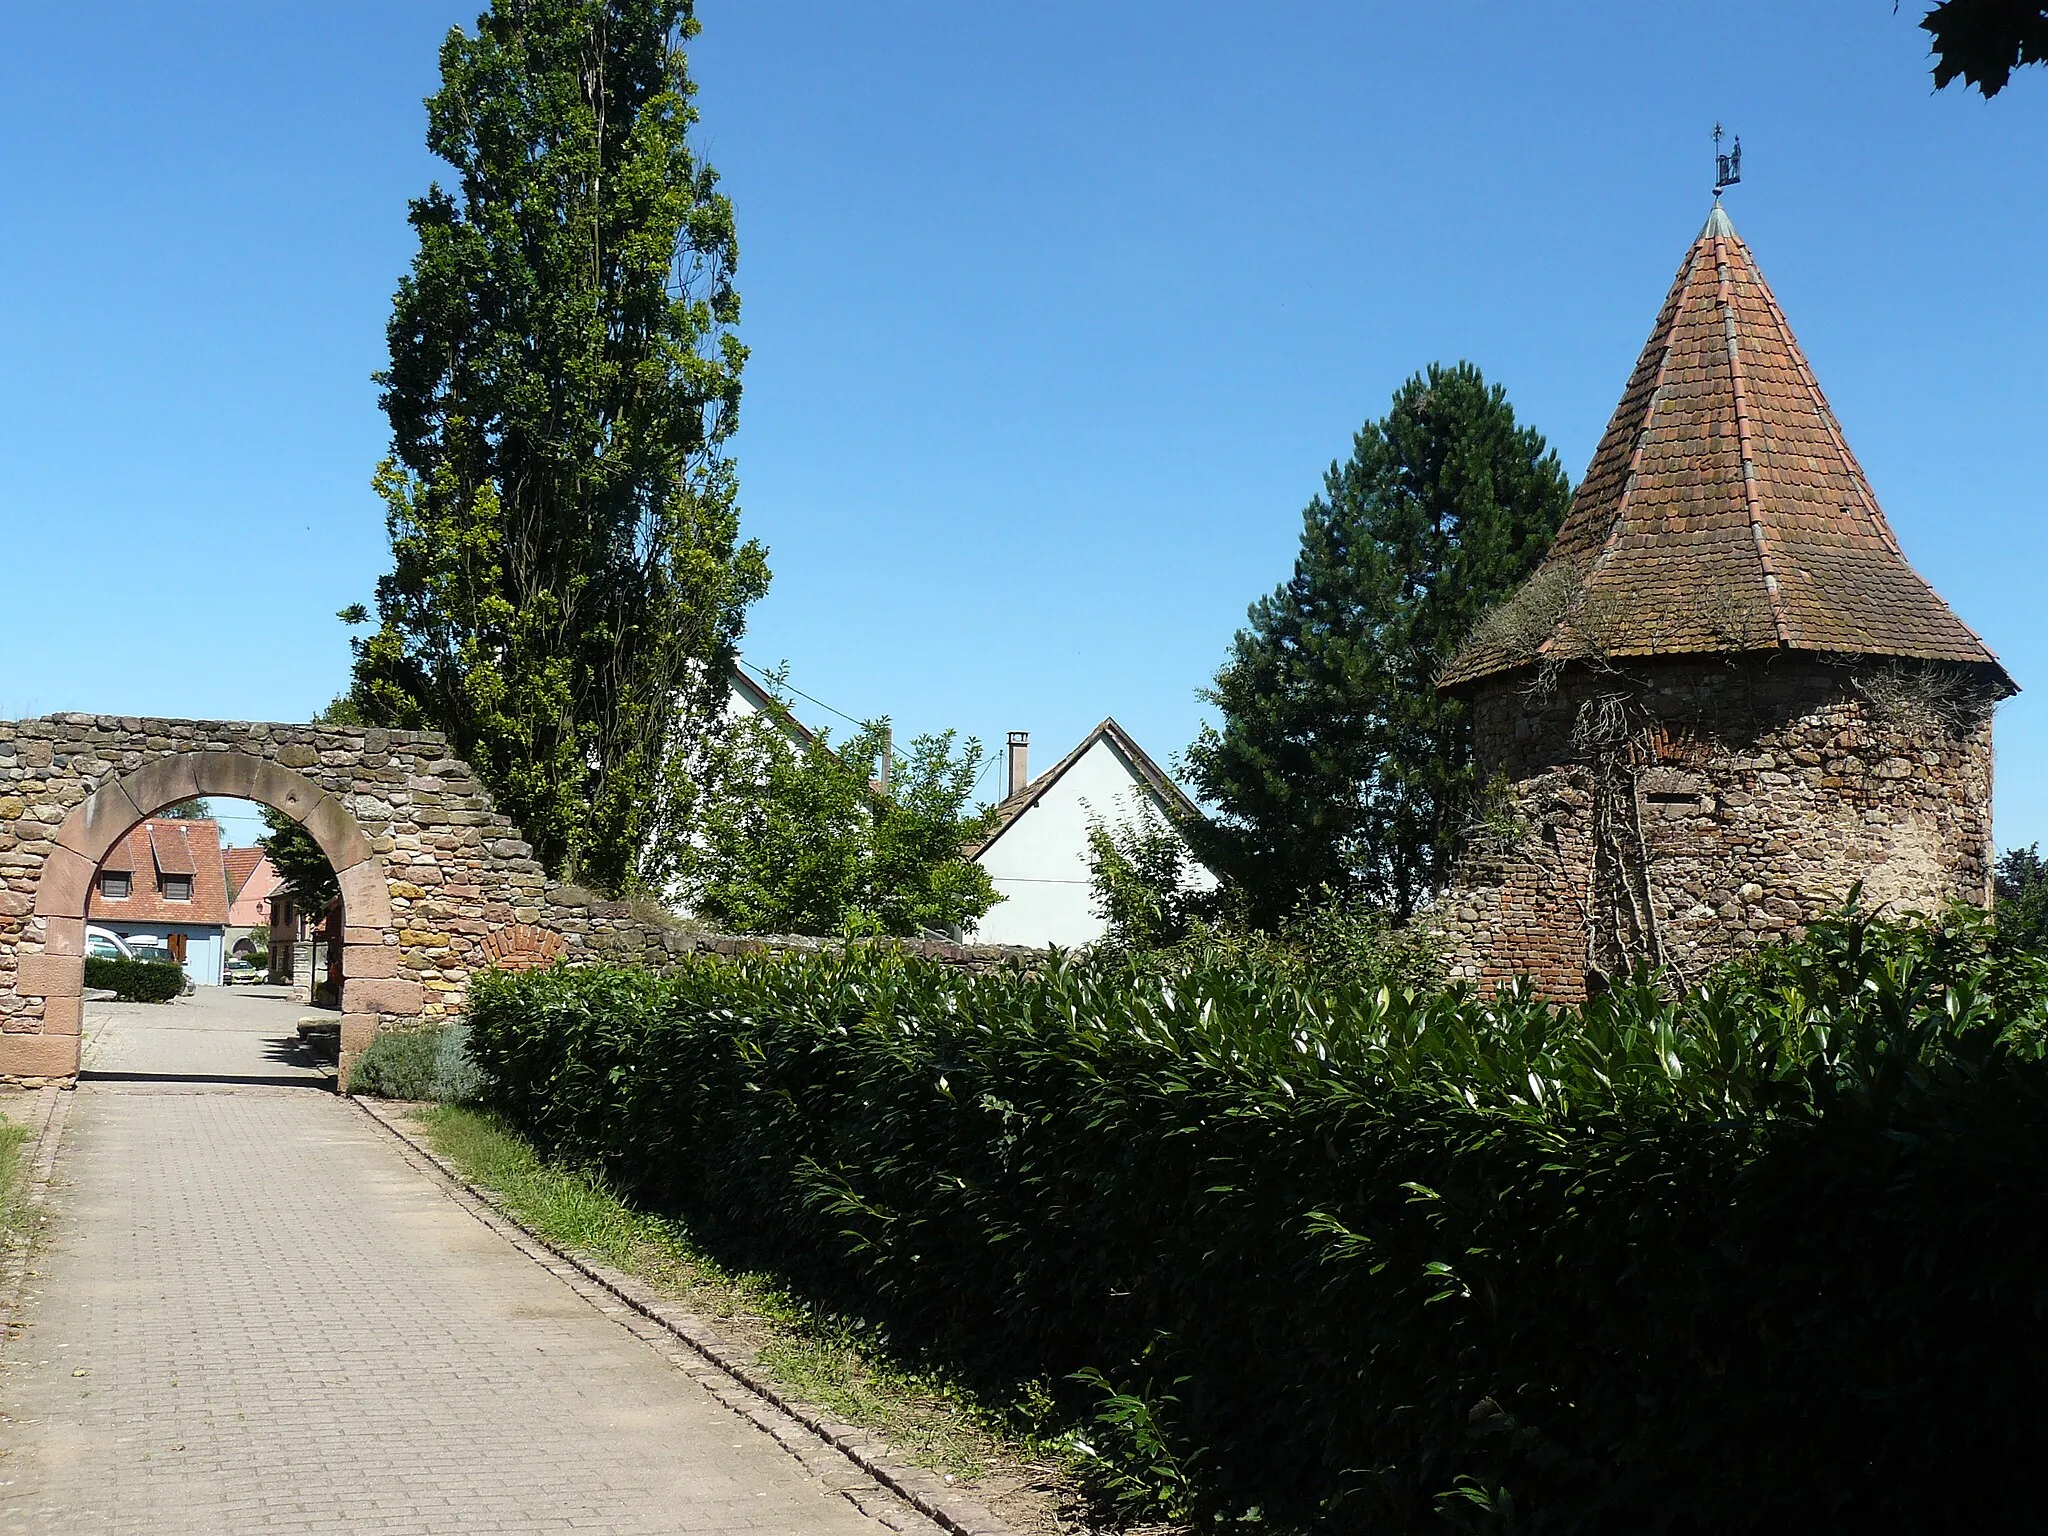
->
[[222, 846, 265, 902], [728, 666, 821, 747], [150, 823, 199, 877], [728, 663, 897, 797], [225, 849, 284, 928], [971, 718, 1201, 860], [1443, 203, 2010, 691], [86, 818, 231, 926]]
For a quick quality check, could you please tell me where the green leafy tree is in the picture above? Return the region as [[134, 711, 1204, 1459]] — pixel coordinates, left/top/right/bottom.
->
[[259, 804, 339, 914], [682, 700, 999, 938], [318, 694, 365, 727], [257, 696, 360, 914], [349, 0, 767, 894], [1923, 0, 2048, 97], [1184, 362, 1569, 924], [1085, 807, 1208, 953], [1995, 843, 2048, 952], [157, 799, 212, 820]]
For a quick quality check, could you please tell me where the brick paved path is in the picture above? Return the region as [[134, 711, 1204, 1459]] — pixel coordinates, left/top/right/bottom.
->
[[0, 1084, 917, 1534], [80, 986, 332, 1085]]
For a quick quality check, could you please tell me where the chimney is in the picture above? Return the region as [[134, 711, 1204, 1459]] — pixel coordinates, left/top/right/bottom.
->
[[1006, 731, 1030, 798]]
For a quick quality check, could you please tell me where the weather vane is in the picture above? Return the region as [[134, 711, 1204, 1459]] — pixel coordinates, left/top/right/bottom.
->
[[1713, 124, 1742, 198]]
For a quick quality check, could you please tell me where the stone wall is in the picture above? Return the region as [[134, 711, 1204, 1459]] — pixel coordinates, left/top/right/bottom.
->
[[0, 714, 1047, 1086], [0, 715, 561, 1083], [1435, 656, 2000, 1002]]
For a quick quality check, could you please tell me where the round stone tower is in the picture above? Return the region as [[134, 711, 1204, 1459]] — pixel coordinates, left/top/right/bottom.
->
[[1436, 204, 2014, 1000]]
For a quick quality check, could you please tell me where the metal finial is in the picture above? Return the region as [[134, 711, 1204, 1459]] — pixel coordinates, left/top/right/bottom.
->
[[1713, 123, 1742, 198]]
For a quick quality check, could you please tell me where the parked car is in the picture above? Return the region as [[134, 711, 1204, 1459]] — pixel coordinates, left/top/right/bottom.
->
[[86, 926, 134, 961]]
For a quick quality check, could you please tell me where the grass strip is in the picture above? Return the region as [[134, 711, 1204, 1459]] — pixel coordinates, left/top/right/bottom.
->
[[414, 1104, 1078, 1509], [0, 1115, 34, 1255]]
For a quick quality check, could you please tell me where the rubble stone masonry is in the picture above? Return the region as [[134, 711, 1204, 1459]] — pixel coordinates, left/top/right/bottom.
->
[[1435, 656, 2000, 1003], [0, 715, 1040, 1086]]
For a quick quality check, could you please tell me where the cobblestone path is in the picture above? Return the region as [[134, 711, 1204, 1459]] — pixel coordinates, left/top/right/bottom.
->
[[0, 1084, 914, 1534]]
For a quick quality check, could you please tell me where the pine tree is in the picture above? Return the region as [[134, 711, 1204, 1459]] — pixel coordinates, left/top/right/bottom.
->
[[1995, 844, 2048, 952], [349, 0, 767, 892], [1185, 363, 1569, 923]]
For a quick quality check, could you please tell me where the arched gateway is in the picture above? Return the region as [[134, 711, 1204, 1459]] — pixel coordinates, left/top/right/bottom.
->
[[0, 714, 567, 1085]]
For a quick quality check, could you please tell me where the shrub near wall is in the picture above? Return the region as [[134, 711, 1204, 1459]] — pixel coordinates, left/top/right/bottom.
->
[[469, 915, 2048, 1532], [82, 956, 184, 1003]]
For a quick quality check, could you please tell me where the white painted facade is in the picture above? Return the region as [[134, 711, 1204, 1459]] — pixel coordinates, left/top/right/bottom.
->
[[968, 724, 1214, 950]]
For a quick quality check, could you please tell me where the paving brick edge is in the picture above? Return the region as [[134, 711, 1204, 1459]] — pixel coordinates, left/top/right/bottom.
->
[[354, 1096, 1017, 1536]]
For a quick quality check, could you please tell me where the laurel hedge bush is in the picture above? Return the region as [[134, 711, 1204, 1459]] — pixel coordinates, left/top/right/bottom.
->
[[82, 955, 185, 1003], [467, 910, 2048, 1532]]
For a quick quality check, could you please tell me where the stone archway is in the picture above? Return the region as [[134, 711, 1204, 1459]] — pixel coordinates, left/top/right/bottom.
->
[[0, 716, 566, 1086], [25, 753, 393, 1084]]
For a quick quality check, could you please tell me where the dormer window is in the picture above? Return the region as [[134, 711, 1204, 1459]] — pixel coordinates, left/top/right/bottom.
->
[[162, 874, 193, 903], [99, 871, 131, 901]]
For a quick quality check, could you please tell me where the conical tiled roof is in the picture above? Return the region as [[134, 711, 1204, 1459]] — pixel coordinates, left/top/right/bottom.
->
[[1443, 204, 2010, 690]]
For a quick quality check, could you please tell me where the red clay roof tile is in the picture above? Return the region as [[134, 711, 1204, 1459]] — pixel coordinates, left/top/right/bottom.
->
[[221, 846, 264, 902], [87, 819, 231, 926], [1443, 204, 2010, 691]]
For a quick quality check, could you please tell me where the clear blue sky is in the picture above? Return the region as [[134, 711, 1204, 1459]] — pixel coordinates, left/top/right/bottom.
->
[[2, 3, 2043, 845]]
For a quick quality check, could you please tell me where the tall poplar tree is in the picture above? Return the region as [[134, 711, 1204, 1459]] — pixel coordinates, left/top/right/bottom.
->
[[350, 0, 767, 892], [1185, 363, 1569, 923]]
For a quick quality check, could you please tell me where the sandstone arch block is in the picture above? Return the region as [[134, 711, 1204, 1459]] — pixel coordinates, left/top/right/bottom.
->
[[344, 977, 422, 1016], [300, 792, 375, 875], [0, 1035, 80, 1079], [247, 760, 324, 824], [336, 861, 393, 930], [114, 753, 203, 820], [55, 778, 144, 862], [340, 1014, 380, 1054], [34, 847, 96, 917], [187, 750, 261, 802], [16, 954, 83, 999], [344, 944, 400, 980], [41, 917, 86, 959], [41, 996, 81, 1036]]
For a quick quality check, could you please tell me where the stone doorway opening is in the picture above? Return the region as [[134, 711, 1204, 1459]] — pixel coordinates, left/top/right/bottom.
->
[[79, 792, 346, 1086], [16, 746, 395, 1086], [4, 716, 567, 1090]]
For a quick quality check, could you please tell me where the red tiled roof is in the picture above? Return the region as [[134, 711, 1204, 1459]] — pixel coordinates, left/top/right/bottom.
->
[[149, 823, 200, 877], [86, 818, 231, 927], [1443, 204, 2011, 690], [226, 851, 283, 928], [222, 846, 265, 902]]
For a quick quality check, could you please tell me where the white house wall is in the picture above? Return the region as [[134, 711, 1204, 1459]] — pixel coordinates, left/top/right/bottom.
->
[[969, 737, 1213, 949]]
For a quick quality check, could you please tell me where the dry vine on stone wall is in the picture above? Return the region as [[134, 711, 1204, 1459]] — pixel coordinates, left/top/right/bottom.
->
[[1573, 690, 1663, 987], [1853, 660, 1996, 739]]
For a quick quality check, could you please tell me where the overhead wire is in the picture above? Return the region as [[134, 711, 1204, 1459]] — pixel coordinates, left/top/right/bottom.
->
[[734, 655, 876, 732], [735, 655, 1007, 804]]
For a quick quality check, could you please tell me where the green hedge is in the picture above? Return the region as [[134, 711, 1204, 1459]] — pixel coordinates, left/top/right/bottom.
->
[[468, 912, 2048, 1531], [82, 955, 184, 1003]]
